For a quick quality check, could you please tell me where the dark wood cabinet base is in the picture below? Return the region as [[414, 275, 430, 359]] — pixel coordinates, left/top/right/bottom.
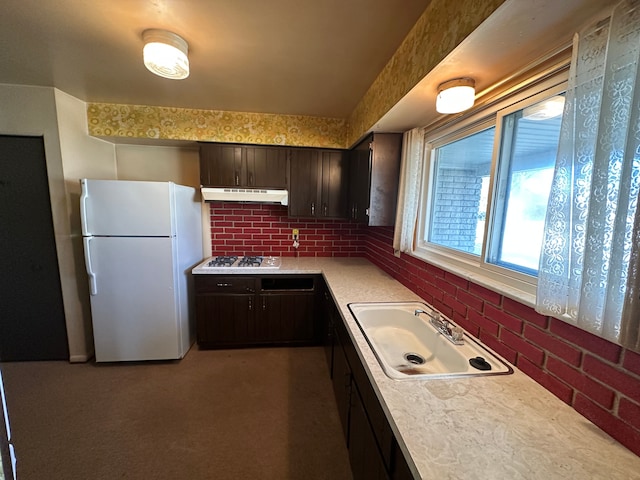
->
[[194, 274, 322, 348]]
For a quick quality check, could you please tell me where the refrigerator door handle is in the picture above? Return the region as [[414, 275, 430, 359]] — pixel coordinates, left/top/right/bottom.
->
[[83, 237, 98, 295], [80, 179, 90, 236]]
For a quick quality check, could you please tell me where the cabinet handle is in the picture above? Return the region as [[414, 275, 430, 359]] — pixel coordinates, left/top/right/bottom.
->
[[311, 202, 315, 216], [249, 172, 254, 186], [235, 172, 239, 186], [249, 298, 252, 311], [262, 298, 266, 311], [323, 203, 328, 216], [354, 204, 358, 219], [217, 283, 233, 287]]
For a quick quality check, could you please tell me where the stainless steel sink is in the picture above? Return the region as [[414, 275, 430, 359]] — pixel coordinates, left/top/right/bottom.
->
[[348, 302, 513, 380]]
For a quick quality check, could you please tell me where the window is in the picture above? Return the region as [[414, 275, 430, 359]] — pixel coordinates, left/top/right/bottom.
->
[[428, 126, 494, 256], [487, 94, 564, 275], [415, 77, 567, 298]]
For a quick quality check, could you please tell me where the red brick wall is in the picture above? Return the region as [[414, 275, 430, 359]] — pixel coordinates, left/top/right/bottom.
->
[[207, 202, 364, 257], [363, 226, 640, 457]]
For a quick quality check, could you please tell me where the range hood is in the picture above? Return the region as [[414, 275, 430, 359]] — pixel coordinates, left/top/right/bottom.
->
[[201, 187, 288, 205]]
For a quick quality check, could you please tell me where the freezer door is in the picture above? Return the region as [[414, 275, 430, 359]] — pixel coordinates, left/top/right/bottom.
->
[[81, 179, 174, 236], [85, 236, 183, 362]]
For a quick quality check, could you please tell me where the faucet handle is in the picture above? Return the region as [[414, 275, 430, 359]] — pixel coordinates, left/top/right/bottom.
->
[[451, 326, 464, 343]]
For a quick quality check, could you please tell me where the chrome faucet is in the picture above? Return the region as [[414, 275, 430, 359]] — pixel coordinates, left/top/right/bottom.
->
[[414, 309, 464, 345]]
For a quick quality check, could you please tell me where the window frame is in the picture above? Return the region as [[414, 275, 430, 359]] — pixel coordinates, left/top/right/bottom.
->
[[413, 72, 568, 305]]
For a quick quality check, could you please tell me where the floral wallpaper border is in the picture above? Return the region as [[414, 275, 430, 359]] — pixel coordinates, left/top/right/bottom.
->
[[87, 0, 505, 149], [87, 103, 347, 149], [346, 0, 506, 146]]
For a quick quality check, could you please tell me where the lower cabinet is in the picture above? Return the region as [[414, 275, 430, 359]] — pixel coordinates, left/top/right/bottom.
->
[[332, 332, 351, 439], [349, 383, 389, 480], [194, 274, 320, 348], [324, 286, 415, 480]]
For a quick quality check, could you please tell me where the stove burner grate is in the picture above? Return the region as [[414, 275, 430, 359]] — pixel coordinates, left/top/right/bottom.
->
[[207, 255, 238, 267], [237, 256, 263, 267]]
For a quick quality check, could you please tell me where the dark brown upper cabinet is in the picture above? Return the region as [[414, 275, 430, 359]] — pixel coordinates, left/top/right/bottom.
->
[[348, 133, 402, 226], [289, 148, 348, 219], [199, 143, 288, 189]]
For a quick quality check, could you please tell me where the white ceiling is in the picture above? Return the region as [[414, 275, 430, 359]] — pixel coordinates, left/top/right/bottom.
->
[[0, 0, 619, 135]]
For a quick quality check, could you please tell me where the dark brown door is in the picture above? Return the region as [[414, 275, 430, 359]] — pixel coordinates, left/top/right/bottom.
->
[[196, 294, 255, 346], [332, 341, 351, 442], [0, 135, 68, 361], [289, 148, 321, 217], [349, 137, 372, 223], [200, 144, 244, 186], [349, 384, 389, 480], [245, 146, 288, 188], [320, 150, 348, 218], [260, 293, 315, 343]]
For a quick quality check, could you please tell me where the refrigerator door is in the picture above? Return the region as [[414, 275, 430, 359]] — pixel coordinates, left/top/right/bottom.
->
[[85, 236, 183, 362], [81, 179, 175, 237]]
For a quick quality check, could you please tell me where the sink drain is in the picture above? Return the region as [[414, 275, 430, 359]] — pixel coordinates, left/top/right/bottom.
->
[[404, 353, 426, 365]]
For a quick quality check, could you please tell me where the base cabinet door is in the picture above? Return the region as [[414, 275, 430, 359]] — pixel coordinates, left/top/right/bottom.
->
[[322, 288, 336, 377], [259, 292, 315, 343], [195, 294, 255, 346], [349, 384, 389, 480], [332, 342, 351, 441]]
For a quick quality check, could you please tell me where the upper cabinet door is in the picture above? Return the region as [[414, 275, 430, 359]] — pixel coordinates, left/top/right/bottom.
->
[[348, 144, 371, 223], [289, 148, 321, 217], [320, 150, 348, 219], [200, 144, 244, 187], [199, 143, 289, 188], [245, 146, 289, 189], [289, 148, 348, 219], [348, 133, 402, 226]]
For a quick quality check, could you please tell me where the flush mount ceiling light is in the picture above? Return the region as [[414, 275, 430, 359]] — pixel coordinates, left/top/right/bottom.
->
[[142, 29, 189, 80], [436, 78, 476, 114], [522, 95, 566, 121]]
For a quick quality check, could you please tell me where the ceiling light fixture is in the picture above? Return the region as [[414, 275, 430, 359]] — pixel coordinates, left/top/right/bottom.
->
[[142, 29, 189, 80], [436, 78, 476, 114], [522, 95, 566, 121]]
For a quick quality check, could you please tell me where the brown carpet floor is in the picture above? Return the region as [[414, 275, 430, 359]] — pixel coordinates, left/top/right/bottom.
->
[[1, 346, 353, 480]]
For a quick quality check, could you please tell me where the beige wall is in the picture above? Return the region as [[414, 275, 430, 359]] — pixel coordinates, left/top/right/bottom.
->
[[54, 89, 117, 362], [115, 144, 211, 257], [115, 144, 199, 187]]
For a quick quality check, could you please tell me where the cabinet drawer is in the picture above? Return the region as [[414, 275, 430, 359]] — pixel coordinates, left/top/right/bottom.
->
[[260, 275, 315, 291], [194, 276, 257, 294]]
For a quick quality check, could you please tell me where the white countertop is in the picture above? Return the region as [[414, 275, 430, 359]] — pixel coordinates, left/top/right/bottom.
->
[[193, 256, 640, 479]]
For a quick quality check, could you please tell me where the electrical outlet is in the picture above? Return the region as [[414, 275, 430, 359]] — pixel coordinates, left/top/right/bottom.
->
[[292, 228, 299, 241]]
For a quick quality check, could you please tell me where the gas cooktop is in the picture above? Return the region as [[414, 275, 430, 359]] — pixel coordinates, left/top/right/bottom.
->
[[201, 255, 281, 270]]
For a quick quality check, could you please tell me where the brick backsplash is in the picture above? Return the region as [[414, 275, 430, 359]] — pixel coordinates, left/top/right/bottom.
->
[[361, 225, 640, 457], [207, 202, 364, 257]]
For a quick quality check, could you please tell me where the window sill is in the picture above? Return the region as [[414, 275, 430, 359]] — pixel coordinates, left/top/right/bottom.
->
[[409, 248, 537, 309]]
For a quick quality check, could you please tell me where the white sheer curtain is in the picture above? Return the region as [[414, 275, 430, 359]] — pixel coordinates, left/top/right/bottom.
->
[[536, 0, 640, 349], [393, 128, 425, 257]]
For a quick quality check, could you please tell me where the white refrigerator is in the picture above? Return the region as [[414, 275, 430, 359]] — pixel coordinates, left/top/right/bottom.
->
[[80, 179, 203, 362]]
